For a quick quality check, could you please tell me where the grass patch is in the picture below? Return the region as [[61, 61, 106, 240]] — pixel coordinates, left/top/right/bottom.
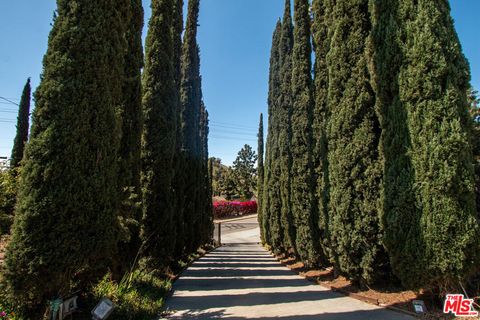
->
[[91, 269, 171, 320]]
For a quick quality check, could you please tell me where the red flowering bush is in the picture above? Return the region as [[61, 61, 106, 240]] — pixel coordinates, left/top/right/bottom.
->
[[213, 201, 257, 219]]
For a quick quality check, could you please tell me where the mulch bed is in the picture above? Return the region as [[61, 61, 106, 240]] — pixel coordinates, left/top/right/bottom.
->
[[275, 254, 464, 319]]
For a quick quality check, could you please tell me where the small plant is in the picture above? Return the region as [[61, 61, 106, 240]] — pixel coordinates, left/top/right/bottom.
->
[[0, 299, 18, 320]]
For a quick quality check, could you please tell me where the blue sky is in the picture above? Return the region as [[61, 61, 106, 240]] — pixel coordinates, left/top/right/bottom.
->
[[0, 1, 479, 165]]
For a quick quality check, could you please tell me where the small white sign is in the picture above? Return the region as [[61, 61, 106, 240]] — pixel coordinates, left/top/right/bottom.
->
[[92, 298, 114, 319]]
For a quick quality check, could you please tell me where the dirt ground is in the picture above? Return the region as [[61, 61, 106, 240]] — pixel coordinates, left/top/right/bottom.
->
[[276, 255, 477, 320]]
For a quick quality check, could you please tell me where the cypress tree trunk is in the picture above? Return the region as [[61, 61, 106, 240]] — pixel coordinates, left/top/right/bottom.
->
[[326, 0, 387, 284], [291, 0, 322, 267], [373, 0, 480, 289], [10, 78, 31, 168], [264, 21, 284, 253], [5, 0, 126, 312], [257, 113, 264, 242], [141, 0, 177, 265], [173, 0, 185, 259], [278, 0, 296, 253], [312, 0, 333, 262], [260, 20, 282, 247], [116, 0, 144, 274], [181, 0, 202, 253]]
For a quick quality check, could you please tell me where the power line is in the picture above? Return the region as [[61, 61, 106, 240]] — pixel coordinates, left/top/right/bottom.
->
[[210, 135, 256, 142], [210, 125, 255, 133], [210, 121, 256, 130], [211, 129, 256, 137], [0, 97, 19, 106]]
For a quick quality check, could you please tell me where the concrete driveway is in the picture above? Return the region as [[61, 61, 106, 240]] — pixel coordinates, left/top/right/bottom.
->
[[162, 217, 414, 319]]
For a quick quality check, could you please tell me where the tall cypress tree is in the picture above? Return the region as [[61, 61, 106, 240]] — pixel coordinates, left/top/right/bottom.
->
[[260, 20, 282, 248], [5, 0, 126, 312], [278, 0, 296, 253], [265, 21, 284, 253], [373, 0, 480, 289], [116, 0, 144, 272], [141, 0, 177, 264], [198, 103, 212, 246], [312, 0, 333, 262], [291, 0, 322, 267], [10, 78, 31, 168], [172, 0, 185, 259], [181, 0, 202, 253], [257, 113, 264, 241], [326, 0, 387, 284]]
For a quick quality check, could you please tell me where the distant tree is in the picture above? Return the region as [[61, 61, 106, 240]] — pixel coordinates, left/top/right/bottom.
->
[[263, 21, 283, 249], [210, 157, 229, 196], [232, 144, 257, 200], [221, 168, 237, 201], [10, 78, 31, 168], [257, 114, 264, 232], [197, 103, 212, 246]]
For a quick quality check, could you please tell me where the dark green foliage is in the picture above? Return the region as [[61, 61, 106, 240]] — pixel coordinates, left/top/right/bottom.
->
[[4, 0, 126, 311], [369, 0, 414, 287], [372, 0, 480, 289], [291, 0, 322, 267], [468, 88, 480, 214], [326, 0, 387, 284], [278, 0, 296, 253], [116, 0, 144, 275], [312, 0, 332, 262], [257, 113, 264, 241], [196, 103, 212, 246], [232, 144, 257, 200], [262, 21, 282, 248], [10, 78, 31, 168], [172, 0, 185, 260], [210, 157, 229, 196], [0, 169, 17, 235], [181, 0, 203, 253], [222, 169, 238, 201], [141, 0, 177, 264]]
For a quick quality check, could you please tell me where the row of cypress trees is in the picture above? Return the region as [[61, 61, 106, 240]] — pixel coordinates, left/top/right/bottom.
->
[[260, 0, 480, 291], [3, 0, 212, 315]]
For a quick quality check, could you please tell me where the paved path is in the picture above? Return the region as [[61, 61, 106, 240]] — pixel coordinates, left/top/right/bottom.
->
[[163, 218, 414, 319]]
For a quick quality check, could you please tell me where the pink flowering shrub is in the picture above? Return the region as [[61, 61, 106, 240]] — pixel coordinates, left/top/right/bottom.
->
[[213, 201, 257, 219]]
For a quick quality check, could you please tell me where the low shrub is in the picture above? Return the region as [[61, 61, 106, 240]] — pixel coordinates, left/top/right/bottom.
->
[[213, 201, 257, 219]]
